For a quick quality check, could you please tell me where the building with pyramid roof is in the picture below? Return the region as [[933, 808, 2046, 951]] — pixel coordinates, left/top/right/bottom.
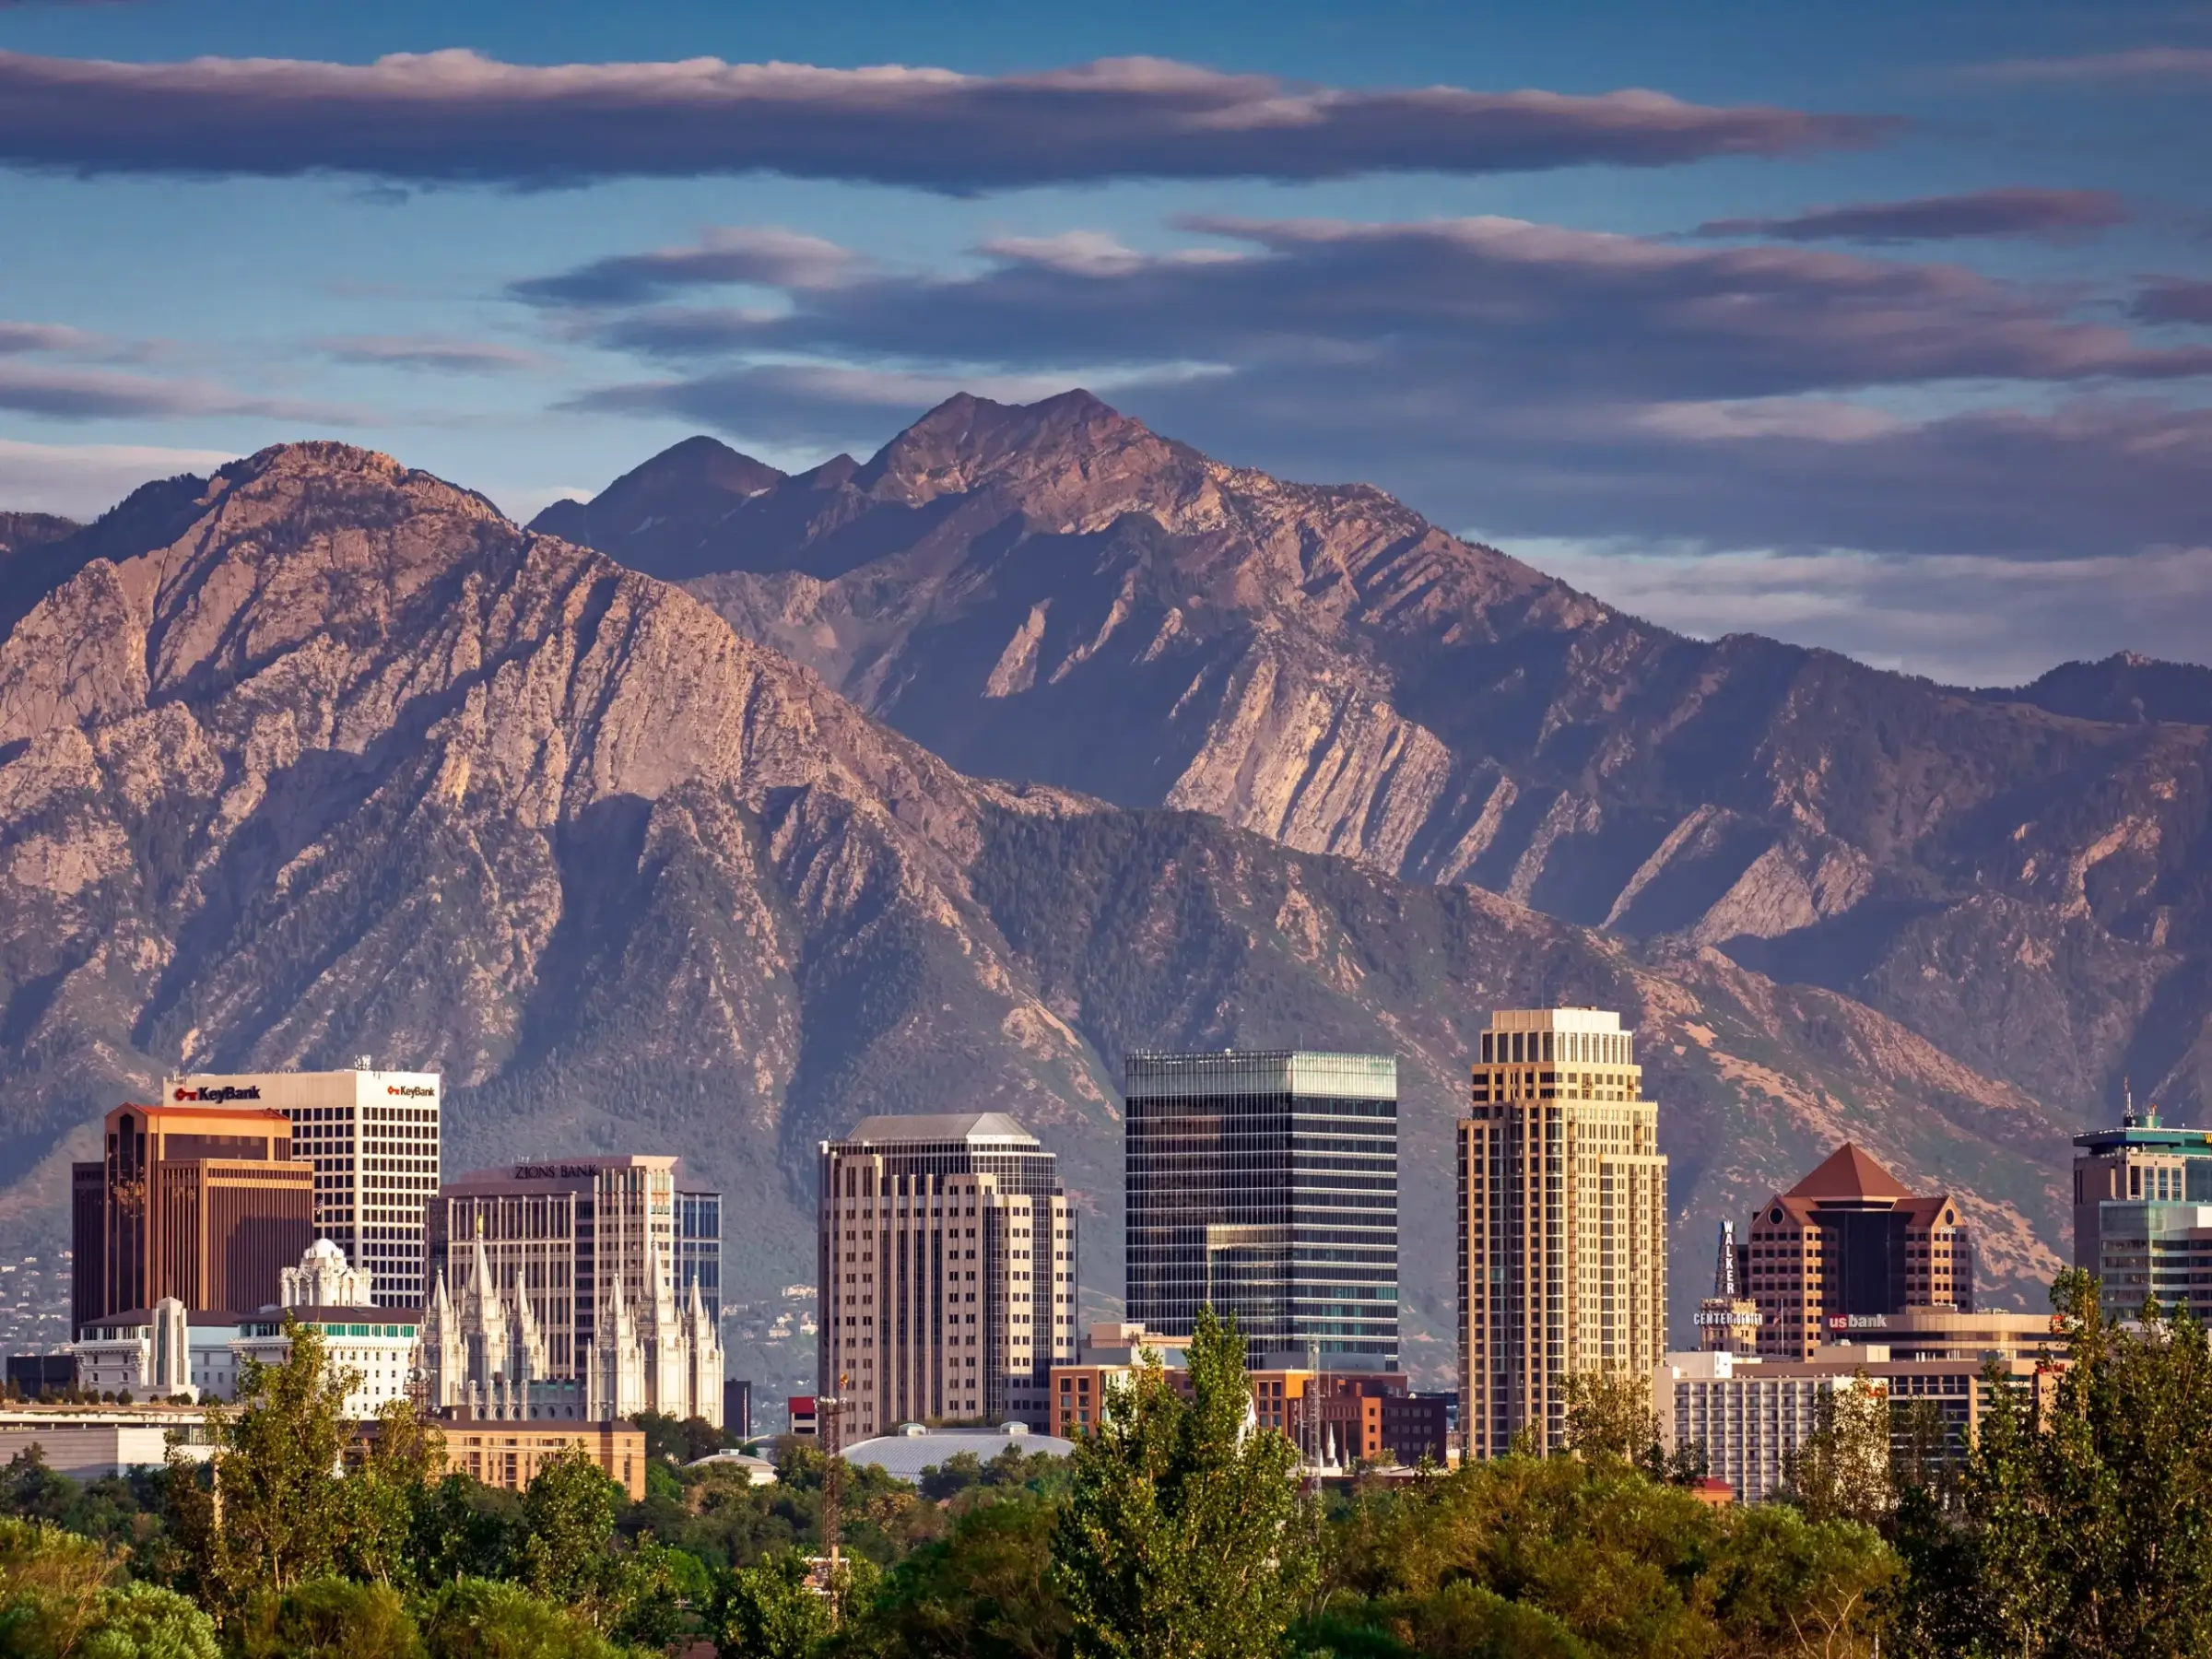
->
[[1741, 1143, 1973, 1360]]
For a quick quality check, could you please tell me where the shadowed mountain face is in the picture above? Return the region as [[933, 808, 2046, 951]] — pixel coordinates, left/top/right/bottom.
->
[[0, 513, 77, 556], [0, 439, 2077, 1363], [1984, 652, 2212, 728], [535, 391, 2212, 1137]]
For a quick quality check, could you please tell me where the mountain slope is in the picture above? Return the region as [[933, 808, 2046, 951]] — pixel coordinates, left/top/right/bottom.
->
[[0, 441, 2068, 1364], [535, 393, 2212, 1132], [1984, 652, 2212, 728]]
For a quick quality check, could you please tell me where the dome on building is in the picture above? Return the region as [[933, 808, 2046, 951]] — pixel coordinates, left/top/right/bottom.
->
[[841, 1424, 1074, 1482]]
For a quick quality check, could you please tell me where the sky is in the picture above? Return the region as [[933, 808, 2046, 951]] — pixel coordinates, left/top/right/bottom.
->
[[0, 1, 2207, 686]]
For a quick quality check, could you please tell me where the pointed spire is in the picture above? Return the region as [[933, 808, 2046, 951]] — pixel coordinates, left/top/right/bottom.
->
[[471, 1229, 497, 1309]]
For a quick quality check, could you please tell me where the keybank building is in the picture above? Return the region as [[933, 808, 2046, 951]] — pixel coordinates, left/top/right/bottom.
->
[[1124, 1051, 1398, 1370]]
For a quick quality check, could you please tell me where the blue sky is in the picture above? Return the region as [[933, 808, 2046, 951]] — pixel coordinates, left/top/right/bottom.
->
[[1, 0, 2206, 683]]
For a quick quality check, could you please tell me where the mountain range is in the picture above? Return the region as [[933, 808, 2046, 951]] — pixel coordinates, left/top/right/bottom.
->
[[1, 391, 2197, 1374]]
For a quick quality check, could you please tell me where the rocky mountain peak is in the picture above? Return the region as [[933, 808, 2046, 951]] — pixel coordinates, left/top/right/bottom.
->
[[853, 389, 1206, 520], [527, 434, 788, 583]]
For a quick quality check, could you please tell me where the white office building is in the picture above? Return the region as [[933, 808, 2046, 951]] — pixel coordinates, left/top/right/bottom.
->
[[167, 1065, 441, 1308]]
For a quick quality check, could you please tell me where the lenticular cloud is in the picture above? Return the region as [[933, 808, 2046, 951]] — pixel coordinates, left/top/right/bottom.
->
[[0, 48, 1886, 190]]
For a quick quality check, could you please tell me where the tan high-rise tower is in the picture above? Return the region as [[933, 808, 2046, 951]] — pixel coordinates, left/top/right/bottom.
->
[[1458, 1007, 1667, 1459]]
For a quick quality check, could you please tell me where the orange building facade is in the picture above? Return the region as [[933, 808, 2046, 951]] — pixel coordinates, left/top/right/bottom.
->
[[72, 1102, 314, 1332], [1050, 1361, 1444, 1466], [435, 1418, 647, 1500]]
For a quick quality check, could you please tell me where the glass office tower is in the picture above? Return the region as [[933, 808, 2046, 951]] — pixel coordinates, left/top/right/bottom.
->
[[1124, 1051, 1399, 1370]]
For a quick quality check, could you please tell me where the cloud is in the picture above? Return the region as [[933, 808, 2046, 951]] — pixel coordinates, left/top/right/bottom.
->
[[540, 214, 2212, 568], [316, 334, 544, 372], [1969, 46, 2212, 83], [565, 359, 1221, 453], [2137, 278, 2212, 326], [1696, 187, 2127, 244], [1524, 536, 2212, 687], [0, 319, 150, 361], [0, 321, 100, 354], [0, 438, 231, 521], [0, 361, 361, 421], [510, 228, 858, 305], [0, 49, 1887, 190], [563, 214, 2212, 397]]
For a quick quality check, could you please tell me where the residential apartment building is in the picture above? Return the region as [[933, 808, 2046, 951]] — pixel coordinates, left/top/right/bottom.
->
[[1742, 1144, 1973, 1360], [1653, 1342, 2060, 1504], [2072, 1101, 2212, 1319], [72, 1100, 314, 1331], [168, 1066, 441, 1309], [819, 1112, 1077, 1437], [1125, 1051, 1399, 1371], [1459, 1007, 1668, 1458]]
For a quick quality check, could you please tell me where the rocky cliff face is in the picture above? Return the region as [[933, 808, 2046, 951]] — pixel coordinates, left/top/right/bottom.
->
[[542, 393, 2212, 1138], [0, 439, 2073, 1359]]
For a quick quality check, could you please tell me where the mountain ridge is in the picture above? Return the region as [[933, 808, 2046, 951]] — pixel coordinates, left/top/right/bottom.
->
[[0, 434, 2078, 1365], [532, 394, 2212, 1141]]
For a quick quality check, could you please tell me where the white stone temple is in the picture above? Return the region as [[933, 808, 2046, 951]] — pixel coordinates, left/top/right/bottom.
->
[[422, 1228, 721, 1425]]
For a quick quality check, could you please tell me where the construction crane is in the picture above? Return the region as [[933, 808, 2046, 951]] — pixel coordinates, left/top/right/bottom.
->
[[818, 1373, 848, 1610]]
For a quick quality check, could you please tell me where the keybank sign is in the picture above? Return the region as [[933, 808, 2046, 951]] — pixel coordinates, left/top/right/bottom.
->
[[386, 1085, 436, 1100], [171, 1085, 262, 1103]]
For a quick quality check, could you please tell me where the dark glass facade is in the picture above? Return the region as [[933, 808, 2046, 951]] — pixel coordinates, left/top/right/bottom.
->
[[1124, 1051, 1399, 1369], [677, 1191, 723, 1323]]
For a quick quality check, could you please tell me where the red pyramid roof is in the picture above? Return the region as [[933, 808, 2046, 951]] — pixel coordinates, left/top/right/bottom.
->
[[1784, 1142, 1911, 1201]]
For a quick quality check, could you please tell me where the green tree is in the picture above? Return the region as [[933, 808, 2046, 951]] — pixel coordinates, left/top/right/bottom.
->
[[166, 1316, 357, 1621], [1053, 1306, 1313, 1659], [234, 1577, 424, 1659], [0, 1447, 76, 1524], [1559, 1371, 1661, 1465], [0, 1512, 119, 1657], [517, 1446, 621, 1608], [418, 1577, 635, 1659], [861, 1490, 1071, 1659], [0, 1515, 218, 1659], [1784, 1374, 1893, 1527], [1893, 1266, 2212, 1658], [343, 1398, 450, 1589], [716, 1549, 834, 1659], [74, 1580, 220, 1659], [1705, 1502, 1896, 1659]]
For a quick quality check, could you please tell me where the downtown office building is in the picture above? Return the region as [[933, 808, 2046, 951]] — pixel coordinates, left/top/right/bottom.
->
[[819, 1113, 1077, 1439], [167, 1066, 441, 1309], [1124, 1051, 1399, 1371]]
